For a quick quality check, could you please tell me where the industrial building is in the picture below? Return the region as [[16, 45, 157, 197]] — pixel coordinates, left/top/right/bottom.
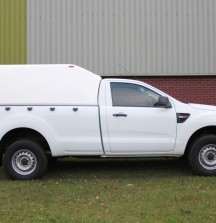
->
[[0, 0, 216, 104]]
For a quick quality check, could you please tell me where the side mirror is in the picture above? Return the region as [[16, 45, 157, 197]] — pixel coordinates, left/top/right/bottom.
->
[[157, 96, 172, 108]]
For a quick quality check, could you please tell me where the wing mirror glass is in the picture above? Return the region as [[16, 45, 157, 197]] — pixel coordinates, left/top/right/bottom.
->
[[157, 96, 172, 108]]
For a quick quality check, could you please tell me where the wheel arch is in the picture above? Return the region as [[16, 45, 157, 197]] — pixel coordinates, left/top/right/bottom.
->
[[184, 126, 216, 156], [0, 127, 51, 155]]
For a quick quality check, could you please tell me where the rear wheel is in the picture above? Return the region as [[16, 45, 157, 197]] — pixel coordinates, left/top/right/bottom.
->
[[3, 139, 48, 180], [188, 135, 216, 176]]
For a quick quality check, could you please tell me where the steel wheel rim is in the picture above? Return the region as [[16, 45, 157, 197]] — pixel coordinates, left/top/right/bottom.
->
[[199, 144, 216, 170], [12, 149, 37, 175]]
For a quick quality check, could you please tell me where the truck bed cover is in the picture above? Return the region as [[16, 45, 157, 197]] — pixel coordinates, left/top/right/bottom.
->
[[0, 64, 101, 105]]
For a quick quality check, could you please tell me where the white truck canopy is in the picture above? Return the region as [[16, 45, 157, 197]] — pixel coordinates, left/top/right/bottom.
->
[[0, 64, 101, 105]]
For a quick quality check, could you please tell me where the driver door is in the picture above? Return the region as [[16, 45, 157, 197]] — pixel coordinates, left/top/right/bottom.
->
[[103, 80, 177, 154]]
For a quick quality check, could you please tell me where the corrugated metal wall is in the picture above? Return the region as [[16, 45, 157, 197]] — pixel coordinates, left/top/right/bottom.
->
[[0, 0, 27, 64], [27, 0, 216, 76]]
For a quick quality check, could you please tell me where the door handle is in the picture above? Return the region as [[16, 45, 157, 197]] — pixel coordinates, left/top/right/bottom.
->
[[113, 113, 127, 117]]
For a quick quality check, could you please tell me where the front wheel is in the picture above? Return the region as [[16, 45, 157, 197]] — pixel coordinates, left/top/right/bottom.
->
[[3, 139, 48, 180], [188, 135, 216, 176]]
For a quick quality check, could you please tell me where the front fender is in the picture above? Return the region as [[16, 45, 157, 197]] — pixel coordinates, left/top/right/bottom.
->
[[174, 111, 216, 154]]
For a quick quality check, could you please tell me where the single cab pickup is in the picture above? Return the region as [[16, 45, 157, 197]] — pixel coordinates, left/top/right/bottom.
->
[[0, 64, 216, 179]]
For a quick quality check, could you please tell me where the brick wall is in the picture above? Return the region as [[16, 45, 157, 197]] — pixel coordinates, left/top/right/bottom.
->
[[104, 76, 216, 105], [138, 76, 216, 105]]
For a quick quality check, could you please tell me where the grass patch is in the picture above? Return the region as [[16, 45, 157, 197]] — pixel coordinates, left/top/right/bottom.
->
[[0, 158, 216, 223]]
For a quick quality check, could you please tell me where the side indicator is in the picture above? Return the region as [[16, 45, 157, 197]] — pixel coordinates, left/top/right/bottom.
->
[[177, 113, 190, 123]]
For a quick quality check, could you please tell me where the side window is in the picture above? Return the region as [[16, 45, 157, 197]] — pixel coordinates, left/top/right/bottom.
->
[[110, 82, 160, 107]]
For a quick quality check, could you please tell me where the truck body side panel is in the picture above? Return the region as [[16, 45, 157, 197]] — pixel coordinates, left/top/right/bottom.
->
[[0, 106, 103, 156]]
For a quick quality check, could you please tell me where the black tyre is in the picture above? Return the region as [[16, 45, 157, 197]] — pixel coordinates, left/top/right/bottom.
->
[[188, 135, 216, 176], [3, 139, 48, 180], [0, 154, 2, 166]]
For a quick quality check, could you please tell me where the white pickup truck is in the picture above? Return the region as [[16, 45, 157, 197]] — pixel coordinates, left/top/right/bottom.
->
[[0, 64, 216, 180]]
